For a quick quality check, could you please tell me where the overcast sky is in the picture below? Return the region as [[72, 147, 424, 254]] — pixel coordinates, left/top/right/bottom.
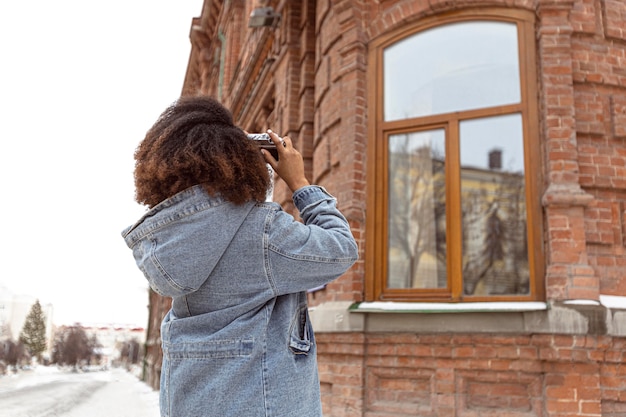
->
[[0, 1, 204, 327]]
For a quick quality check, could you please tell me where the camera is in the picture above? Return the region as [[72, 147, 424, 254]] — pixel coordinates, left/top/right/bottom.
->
[[248, 133, 279, 159]]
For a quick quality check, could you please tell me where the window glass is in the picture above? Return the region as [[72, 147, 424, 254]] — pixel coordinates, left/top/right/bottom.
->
[[384, 21, 520, 121], [459, 114, 529, 295], [388, 130, 447, 289]]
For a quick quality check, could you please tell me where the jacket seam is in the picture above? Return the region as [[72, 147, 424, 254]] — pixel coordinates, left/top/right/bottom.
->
[[262, 304, 271, 417], [125, 201, 228, 247], [268, 244, 357, 263], [263, 210, 279, 296]]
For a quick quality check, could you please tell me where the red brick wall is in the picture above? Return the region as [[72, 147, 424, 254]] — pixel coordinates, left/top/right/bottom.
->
[[141, 1, 626, 416], [319, 332, 626, 417], [310, 0, 369, 304]]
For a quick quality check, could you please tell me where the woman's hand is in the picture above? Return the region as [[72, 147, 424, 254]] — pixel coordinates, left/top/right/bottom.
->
[[262, 130, 310, 192]]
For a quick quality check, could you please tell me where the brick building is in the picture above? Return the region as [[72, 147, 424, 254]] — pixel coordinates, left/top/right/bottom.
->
[[143, 1, 626, 416]]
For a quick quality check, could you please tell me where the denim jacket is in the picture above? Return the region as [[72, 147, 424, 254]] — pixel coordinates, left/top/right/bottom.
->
[[122, 185, 358, 417]]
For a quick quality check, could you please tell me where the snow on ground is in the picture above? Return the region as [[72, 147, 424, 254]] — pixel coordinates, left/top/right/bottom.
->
[[61, 367, 160, 417], [0, 365, 160, 417]]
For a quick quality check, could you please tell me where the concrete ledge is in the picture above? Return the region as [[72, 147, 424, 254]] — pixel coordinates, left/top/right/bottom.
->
[[610, 310, 626, 335], [309, 301, 364, 332], [310, 297, 626, 336]]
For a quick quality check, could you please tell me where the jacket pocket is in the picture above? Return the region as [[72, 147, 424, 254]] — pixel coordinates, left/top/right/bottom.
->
[[288, 306, 312, 355], [162, 339, 255, 417]]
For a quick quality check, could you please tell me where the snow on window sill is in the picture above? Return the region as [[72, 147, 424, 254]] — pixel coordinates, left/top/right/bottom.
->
[[351, 295, 626, 313], [350, 301, 548, 313]]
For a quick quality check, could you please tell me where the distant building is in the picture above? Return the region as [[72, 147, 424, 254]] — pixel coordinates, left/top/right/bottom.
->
[[0, 285, 54, 359], [76, 323, 146, 367]]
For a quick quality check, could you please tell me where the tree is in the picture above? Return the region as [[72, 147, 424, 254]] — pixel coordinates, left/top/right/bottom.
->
[[120, 338, 142, 366], [387, 136, 447, 289], [88, 334, 103, 365], [19, 300, 47, 362], [1, 339, 27, 370], [51, 325, 97, 368]]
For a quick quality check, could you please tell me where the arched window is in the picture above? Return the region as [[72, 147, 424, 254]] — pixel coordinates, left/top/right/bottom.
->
[[366, 9, 543, 302]]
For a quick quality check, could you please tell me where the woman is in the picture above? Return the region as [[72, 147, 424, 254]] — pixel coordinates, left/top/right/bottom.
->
[[121, 96, 358, 417]]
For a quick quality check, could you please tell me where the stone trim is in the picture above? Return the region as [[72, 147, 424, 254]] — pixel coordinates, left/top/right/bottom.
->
[[310, 299, 626, 336]]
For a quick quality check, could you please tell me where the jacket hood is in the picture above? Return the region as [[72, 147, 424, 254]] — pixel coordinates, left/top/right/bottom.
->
[[122, 185, 255, 297]]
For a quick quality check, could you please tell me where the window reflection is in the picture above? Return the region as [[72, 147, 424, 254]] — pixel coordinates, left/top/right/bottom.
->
[[384, 21, 520, 121], [459, 114, 529, 295], [387, 130, 447, 289]]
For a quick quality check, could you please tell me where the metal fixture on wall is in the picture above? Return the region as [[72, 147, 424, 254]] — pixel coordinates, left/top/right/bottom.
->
[[248, 7, 281, 28]]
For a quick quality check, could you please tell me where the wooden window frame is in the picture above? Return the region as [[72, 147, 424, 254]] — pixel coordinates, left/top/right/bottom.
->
[[365, 8, 544, 303]]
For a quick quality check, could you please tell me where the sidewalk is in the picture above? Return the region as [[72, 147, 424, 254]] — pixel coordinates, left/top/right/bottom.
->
[[62, 368, 160, 417]]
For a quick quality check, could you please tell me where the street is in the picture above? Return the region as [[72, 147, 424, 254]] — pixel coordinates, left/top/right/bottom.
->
[[0, 366, 160, 417]]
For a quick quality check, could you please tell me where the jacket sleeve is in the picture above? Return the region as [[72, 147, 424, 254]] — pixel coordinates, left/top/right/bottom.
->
[[266, 185, 358, 295]]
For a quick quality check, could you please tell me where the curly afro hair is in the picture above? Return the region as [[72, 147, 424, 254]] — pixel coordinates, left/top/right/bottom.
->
[[133, 96, 270, 207]]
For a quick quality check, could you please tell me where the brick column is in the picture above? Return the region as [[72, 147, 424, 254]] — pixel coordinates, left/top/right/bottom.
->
[[538, 0, 597, 301]]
